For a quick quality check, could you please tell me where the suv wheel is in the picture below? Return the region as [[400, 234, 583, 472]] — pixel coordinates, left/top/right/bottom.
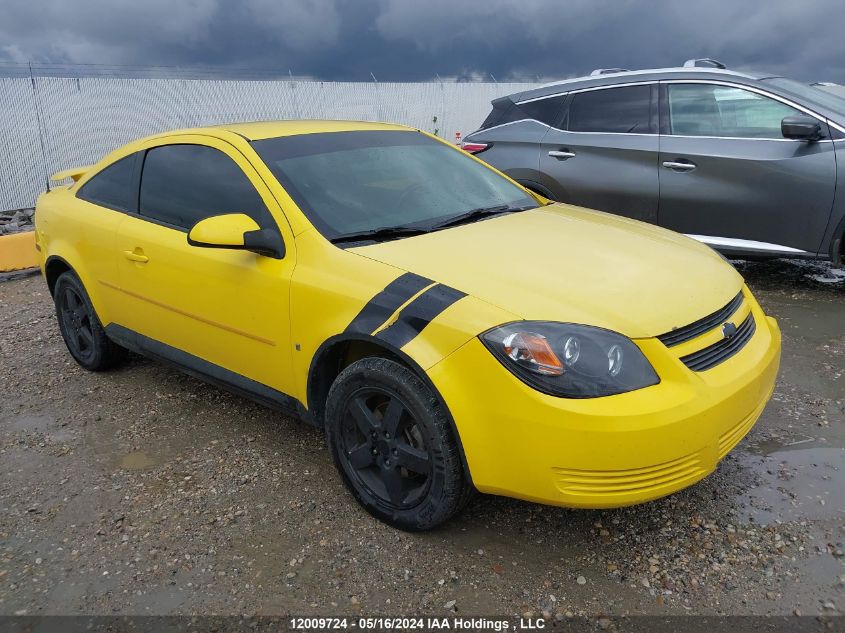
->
[[53, 271, 126, 371], [325, 357, 472, 530]]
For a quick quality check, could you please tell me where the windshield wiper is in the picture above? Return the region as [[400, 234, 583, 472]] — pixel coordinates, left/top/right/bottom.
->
[[430, 204, 536, 230], [330, 225, 430, 245], [330, 203, 539, 244]]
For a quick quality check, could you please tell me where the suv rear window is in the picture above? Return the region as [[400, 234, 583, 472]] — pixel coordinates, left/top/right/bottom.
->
[[568, 85, 654, 134], [479, 95, 567, 130]]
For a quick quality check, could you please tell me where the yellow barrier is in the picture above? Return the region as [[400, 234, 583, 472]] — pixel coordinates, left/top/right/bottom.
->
[[0, 231, 38, 272]]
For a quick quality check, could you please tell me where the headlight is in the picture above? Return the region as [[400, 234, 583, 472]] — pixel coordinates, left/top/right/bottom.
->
[[480, 322, 659, 398]]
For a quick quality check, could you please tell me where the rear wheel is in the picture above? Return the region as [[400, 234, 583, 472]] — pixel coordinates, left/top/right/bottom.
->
[[53, 271, 126, 371], [325, 357, 472, 530]]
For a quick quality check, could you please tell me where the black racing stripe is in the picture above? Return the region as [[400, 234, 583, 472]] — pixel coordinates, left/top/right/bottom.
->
[[376, 284, 467, 349], [345, 272, 433, 335]]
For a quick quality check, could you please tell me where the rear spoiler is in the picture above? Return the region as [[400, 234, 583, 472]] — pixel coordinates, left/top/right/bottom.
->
[[50, 165, 93, 183]]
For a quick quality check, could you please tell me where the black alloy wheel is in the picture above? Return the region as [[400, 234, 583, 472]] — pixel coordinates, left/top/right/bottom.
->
[[57, 283, 95, 363], [53, 271, 126, 371], [339, 387, 432, 509], [325, 357, 473, 530]]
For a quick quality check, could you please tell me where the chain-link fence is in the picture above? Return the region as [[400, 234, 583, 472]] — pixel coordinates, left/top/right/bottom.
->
[[0, 73, 541, 212]]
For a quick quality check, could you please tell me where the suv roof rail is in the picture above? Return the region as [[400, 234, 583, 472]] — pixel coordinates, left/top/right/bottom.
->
[[683, 58, 726, 69], [589, 68, 630, 76]]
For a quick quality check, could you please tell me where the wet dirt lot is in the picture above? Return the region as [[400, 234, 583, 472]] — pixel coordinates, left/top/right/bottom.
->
[[0, 260, 843, 620]]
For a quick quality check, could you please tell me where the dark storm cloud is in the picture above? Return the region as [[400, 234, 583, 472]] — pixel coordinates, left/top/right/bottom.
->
[[1, 0, 843, 82]]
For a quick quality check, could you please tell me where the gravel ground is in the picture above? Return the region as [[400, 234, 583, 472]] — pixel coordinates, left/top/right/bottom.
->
[[0, 259, 843, 620]]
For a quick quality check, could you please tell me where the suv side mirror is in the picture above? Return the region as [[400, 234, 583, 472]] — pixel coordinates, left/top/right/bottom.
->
[[188, 213, 285, 259], [781, 115, 823, 141]]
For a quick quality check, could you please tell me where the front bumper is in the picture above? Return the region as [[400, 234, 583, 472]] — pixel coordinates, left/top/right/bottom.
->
[[427, 289, 781, 509]]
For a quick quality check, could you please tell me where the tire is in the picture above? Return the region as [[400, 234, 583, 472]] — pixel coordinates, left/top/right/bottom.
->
[[325, 357, 473, 531], [53, 271, 126, 371]]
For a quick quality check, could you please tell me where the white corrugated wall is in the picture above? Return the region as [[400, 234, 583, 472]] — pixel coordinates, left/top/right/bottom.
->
[[0, 77, 540, 211]]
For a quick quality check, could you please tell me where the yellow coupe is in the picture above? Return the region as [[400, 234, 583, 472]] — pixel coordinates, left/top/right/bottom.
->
[[35, 121, 781, 530]]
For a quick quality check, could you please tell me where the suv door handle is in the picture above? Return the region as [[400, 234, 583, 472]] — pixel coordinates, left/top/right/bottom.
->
[[548, 150, 576, 160], [123, 249, 149, 264], [662, 160, 696, 172]]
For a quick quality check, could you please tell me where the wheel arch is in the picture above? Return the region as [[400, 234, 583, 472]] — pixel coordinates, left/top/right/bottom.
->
[[44, 255, 74, 296], [307, 333, 475, 486], [516, 179, 556, 200], [43, 250, 114, 325]]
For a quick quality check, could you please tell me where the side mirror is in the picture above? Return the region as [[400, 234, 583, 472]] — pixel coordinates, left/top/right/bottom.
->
[[781, 115, 822, 141], [187, 213, 285, 259]]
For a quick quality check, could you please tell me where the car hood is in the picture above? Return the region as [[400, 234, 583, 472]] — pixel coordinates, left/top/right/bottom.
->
[[350, 204, 744, 339]]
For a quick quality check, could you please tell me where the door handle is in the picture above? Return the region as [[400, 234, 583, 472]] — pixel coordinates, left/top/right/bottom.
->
[[662, 160, 696, 172], [548, 150, 576, 160], [123, 249, 149, 264]]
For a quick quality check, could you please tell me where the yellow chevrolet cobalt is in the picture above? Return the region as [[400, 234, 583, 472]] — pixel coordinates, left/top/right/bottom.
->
[[35, 121, 781, 530]]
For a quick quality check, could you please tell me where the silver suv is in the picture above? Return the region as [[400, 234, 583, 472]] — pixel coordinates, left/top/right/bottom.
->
[[463, 60, 845, 263]]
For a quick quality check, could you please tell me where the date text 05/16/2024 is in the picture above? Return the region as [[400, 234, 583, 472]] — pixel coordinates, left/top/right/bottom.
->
[[289, 616, 547, 630]]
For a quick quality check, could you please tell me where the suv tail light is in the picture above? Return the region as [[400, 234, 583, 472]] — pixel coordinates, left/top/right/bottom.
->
[[460, 142, 490, 155]]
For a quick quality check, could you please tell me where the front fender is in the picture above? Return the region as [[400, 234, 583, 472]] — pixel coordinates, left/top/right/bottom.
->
[[289, 230, 519, 408]]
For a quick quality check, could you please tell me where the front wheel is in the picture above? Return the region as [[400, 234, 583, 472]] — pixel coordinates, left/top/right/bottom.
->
[[325, 357, 472, 531]]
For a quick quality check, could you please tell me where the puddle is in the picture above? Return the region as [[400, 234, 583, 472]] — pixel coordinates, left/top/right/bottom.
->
[[770, 298, 845, 343], [734, 448, 845, 525], [766, 295, 845, 401], [117, 451, 157, 470]]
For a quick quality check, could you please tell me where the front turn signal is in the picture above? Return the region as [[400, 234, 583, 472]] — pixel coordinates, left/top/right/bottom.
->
[[502, 331, 564, 376]]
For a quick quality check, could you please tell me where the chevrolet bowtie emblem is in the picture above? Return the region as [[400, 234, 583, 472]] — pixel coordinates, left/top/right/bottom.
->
[[722, 322, 738, 340]]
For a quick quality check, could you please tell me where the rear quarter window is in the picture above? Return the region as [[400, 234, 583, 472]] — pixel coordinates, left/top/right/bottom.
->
[[517, 95, 568, 128], [76, 154, 137, 212], [480, 98, 522, 129], [480, 95, 568, 130]]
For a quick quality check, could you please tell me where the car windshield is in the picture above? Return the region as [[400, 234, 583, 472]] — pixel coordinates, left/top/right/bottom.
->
[[761, 77, 845, 118], [252, 130, 537, 241]]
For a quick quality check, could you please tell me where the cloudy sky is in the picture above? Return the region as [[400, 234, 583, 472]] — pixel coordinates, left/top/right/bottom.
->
[[1, 0, 843, 83]]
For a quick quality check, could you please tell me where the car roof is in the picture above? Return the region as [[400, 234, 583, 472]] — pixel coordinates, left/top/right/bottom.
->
[[215, 119, 412, 140], [510, 67, 773, 102], [143, 120, 413, 143]]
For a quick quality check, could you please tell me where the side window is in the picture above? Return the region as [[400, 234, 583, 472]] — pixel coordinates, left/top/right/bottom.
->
[[77, 154, 137, 211], [568, 85, 653, 133], [139, 144, 274, 230], [518, 95, 568, 127], [667, 84, 806, 138]]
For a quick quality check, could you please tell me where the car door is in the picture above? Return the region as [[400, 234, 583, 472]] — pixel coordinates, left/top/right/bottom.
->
[[111, 136, 297, 396], [67, 153, 140, 322], [537, 83, 660, 223], [657, 81, 836, 255]]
